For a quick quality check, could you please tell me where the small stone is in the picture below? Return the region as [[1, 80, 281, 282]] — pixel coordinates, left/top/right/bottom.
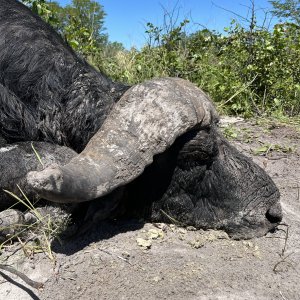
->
[[148, 229, 164, 239], [24, 211, 38, 224], [189, 239, 205, 249], [169, 224, 176, 231], [154, 223, 167, 231], [153, 276, 162, 282], [253, 250, 261, 259], [136, 238, 152, 249], [0, 209, 25, 239], [243, 241, 254, 248], [122, 251, 130, 258], [178, 228, 187, 234], [186, 226, 197, 231]]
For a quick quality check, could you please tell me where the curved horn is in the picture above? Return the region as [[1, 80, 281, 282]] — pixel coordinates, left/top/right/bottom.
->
[[27, 78, 218, 203]]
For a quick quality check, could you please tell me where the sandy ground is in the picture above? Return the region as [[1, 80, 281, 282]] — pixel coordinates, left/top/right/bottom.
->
[[0, 118, 299, 300]]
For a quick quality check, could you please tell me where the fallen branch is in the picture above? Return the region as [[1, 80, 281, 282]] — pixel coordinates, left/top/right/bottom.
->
[[0, 264, 44, 289], [273, 224, 295, 274]]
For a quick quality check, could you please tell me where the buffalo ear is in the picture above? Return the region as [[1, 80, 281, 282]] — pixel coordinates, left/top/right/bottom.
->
[[27, 78, 218, 203]]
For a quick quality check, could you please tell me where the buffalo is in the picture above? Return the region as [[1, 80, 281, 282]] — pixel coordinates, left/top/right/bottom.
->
[[0, 0, 282, 239]]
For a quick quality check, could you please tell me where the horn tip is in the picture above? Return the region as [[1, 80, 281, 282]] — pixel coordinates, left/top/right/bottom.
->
[[27, 166, 63, 197]]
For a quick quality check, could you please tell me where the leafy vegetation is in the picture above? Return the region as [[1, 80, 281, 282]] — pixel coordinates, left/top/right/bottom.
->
[[23, 0, 108, 58], [253, 143, 295, 155], [270, 0, 300, 24], [21, 0, 300, 117]]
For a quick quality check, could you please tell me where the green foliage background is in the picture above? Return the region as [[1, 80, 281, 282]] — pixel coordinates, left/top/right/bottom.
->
[[22, 0, 300, 117]]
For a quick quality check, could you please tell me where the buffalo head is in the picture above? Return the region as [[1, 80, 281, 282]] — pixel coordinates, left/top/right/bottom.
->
[[26, 78, 282, 239]]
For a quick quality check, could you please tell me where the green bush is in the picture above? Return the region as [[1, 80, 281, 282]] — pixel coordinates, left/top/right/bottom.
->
[[23, 0, 300, 117], [99, 19, 300, 117]]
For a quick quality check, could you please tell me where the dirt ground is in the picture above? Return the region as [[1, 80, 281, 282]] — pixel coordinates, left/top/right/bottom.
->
[[0, 118, 299, 300]]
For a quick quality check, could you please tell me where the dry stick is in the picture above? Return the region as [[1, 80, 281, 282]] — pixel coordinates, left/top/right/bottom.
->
[[262, 86, 267, 110], [211, 1, 250, 22], [160, 209, 185, 226], [267, 156, 288, 160], [281, 226, 289, 257], [0, 264, 44, 289], [279, 291, 288, 300], [265, 144, 273, 157], [97, 248, 132, 265], [250, 92, 262, 115], [273, 252, 294, 274], [1, 236, 36, 262], [273, 225, 295, 273], [218, 75, 258, 108]]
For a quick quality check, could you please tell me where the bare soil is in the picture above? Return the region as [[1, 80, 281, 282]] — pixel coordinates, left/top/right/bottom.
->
[[1, 118, 299, 300]]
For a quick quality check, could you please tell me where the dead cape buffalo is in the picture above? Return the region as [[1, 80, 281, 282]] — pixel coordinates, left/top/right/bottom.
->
[[0, 0, 282, 239]]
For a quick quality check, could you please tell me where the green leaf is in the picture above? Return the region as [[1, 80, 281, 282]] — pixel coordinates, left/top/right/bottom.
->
[[69, 39, 79, 48]]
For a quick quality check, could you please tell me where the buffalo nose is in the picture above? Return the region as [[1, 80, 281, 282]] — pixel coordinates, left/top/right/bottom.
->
[[266, 202, 283, 223]]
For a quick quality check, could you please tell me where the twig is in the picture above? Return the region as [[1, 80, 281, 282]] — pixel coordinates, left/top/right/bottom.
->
[[279, 291, 288, 300], [262, 86, 267, 111], [250, 92, 262, 115], [219, 75, 258, 107], [1, 236, 38, 263], [280, 225, 289, 257], [0, 245, 23, 261], [273, 252, 294, 274], [212, 1, 250, 22], [0, 264, 44, 289], [273, 224, 295, 274], [98, 248, 132, 265], [31, 142, 44, 168], [160, 209, 185, 226], [265, 144, 273, 157], [266, 156, 288, 160]]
